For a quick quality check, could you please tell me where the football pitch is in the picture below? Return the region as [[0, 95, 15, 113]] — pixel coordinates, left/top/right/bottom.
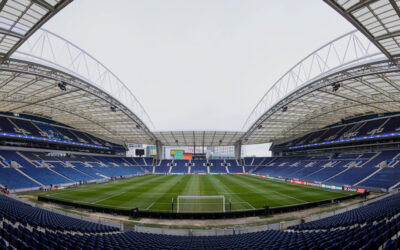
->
[[40, 174, 353, 213]]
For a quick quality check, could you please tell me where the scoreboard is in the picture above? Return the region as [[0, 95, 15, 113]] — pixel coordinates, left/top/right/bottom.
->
[[192, 153, 206, 160]]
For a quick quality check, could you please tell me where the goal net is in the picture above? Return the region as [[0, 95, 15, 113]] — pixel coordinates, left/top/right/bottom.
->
[[177, 196, 225, 213]]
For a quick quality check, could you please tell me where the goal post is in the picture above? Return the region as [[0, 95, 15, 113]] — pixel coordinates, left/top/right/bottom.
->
[[177, 195, 225, 213]]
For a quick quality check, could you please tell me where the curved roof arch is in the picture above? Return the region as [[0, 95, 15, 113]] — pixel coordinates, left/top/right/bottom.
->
[[4, 0, 400, 148], [0, 57, 157, 144], [15, 28, 155, 130], [243, 58, 400, 144], [242, 0, 400, 146], [325, 0, 400, 61], [0, 0, 160, 145], [0, 0, 71, 61], [241, 29, 397, 145]]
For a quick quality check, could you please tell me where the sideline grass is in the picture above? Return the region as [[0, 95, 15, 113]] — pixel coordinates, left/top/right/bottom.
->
[[40, 174, 353, 212]]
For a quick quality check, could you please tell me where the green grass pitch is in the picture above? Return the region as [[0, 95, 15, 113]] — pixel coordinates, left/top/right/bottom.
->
[[40, 174, 353, 213]]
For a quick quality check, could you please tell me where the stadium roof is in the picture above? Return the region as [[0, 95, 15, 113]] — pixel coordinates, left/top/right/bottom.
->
[[0, 1, 241, 147], [0, 0, 71, 60], [240, 0, 400, 145], [2, 0, 400, 148], [7, 28, 158, 145], [325, 0, 400, 61], [153, 131, 244, 147]]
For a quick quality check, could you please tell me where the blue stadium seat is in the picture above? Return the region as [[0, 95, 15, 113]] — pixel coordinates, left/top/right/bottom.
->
[[1, 193, 400, 249]]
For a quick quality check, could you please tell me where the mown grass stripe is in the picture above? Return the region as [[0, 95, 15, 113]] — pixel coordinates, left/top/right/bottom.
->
[[42, 174, 355, 212]]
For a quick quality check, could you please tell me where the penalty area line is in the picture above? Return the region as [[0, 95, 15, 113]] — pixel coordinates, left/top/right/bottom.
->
[[145, 201, 156, 210], [245, 201, 256, 210], [92, 191, 126, 204], [270, 190, 308, 203]]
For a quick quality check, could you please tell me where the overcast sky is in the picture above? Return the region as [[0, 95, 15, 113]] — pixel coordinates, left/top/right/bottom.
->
[[41, 0, 354, 155]]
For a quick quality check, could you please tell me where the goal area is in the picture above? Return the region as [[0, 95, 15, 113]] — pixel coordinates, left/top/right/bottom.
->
[[177, 196, 225, 213]]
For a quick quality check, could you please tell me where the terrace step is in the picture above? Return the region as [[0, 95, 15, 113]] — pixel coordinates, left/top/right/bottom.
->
[[303, 166, 325, 178], [286, 166, 306, 178], [16, 151, 38, 165], [47, 167, 75, 182], [72, 166, 97, 179], [324, 152, 380, 182], [354, 167, 383, 186], [389, 181, 400, 191], [14, 167, 44, 187], [323, 166, 351, 182]]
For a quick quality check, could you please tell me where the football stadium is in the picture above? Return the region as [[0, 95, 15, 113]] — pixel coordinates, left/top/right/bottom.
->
[[1, 0, 400, 249]]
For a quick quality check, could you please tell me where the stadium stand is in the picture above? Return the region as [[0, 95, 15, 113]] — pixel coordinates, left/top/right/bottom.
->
[[225, 159, 243, 173], [274, 115, 400, 150], [0, 149, 147, 191], [247, 150, 400, 190], [3, 145, 400, 191], [243, 157, 262, 173], [1, 193, 400, 249], [0, 115, 126, 150], [208, 167, 226, 173], [3, 2, 400, 248], [327, 151, 399, 186], [171, 160, 189, 173], [0, 168, 38, 190], [288, 193, 400, 230], [46, 162, 96, 182], [0, 195, 119, 233], [190, 160, 208, 174], [155, 160, 171, 174]]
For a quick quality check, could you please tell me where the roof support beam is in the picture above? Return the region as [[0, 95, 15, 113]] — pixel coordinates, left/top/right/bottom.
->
[[3, 0, 73, 60], [242, 59, 400, 144], [344, 0, 379, 14], [324, 0, 394, 61], [234, 140, 242, 160], [318, 89, 390, 112]]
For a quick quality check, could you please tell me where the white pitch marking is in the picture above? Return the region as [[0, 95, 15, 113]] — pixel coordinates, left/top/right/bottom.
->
[[92, 191, 126, 204], [270, 190, 307, 203], [245, 201, 256, 210], [145, 201, 156, 210]]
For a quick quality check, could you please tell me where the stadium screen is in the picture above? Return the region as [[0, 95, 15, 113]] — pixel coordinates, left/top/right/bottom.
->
[[174, 150, 184, 159], [135, 149, 145, 156], [183, 153, 192, 160]]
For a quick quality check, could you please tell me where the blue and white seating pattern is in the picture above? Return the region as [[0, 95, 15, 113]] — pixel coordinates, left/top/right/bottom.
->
[[0, 115, 124, 150], [252, 151, 400, 189], [0, 150, 147, 190], [275, 115, 400, 149], [1, 193, 400, 249]]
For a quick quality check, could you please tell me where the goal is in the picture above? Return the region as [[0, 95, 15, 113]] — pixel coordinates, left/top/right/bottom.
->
[[176, 196, 225, 213]]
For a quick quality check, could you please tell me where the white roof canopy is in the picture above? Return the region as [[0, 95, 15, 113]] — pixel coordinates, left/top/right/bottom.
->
[[0, 0, 71, 60], [2, 0, 400, 148], [325, 0, 400, 60], [154, 131, 244, 146], [0, 58, 157, 144]]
